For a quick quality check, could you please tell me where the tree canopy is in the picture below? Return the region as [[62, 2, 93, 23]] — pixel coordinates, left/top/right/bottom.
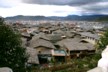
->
[[0, 17, 4, 24], [0, 18, 28, 72], [97, 29, 108, 49]]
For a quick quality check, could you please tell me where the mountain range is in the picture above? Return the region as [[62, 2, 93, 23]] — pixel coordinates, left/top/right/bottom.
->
[[5, 15, 108, 21]]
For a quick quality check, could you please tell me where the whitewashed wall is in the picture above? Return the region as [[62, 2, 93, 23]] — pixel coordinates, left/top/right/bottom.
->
[[87, 45, 108, 72]]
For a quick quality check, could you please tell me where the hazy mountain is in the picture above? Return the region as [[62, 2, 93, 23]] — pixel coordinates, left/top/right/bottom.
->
[[5, 15, 108, 21]]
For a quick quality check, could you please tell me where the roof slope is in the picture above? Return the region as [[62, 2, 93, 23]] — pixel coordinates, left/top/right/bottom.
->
[[56, 38, 95, 51], [29, 37, 56, 49], [26, 47, 39, 64]]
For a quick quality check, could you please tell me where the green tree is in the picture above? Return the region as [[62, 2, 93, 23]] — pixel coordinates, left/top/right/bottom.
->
[[0, 17, 4, 24], [0, 18, 28, 72], [97, 29, 108, 49]]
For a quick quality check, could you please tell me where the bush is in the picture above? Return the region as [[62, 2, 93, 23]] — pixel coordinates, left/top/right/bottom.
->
[[0, 18, 28, 72]]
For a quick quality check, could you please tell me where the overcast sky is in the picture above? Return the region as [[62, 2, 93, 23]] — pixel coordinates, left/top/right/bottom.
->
[[0, 0, 108, 17]]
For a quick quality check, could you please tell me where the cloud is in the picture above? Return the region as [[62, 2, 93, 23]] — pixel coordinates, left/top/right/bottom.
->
[[22, 0, 108, 15], [80, 2, 108, 15], [0, 4, 81, 17], [0, 0, 108, 17], [23, 0, 105, 6], [0, 0, 21, 8]]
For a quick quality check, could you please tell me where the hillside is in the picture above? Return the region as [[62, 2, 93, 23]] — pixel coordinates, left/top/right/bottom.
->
[[96, 16, 108, 21], [5, 15, 108, 21]]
